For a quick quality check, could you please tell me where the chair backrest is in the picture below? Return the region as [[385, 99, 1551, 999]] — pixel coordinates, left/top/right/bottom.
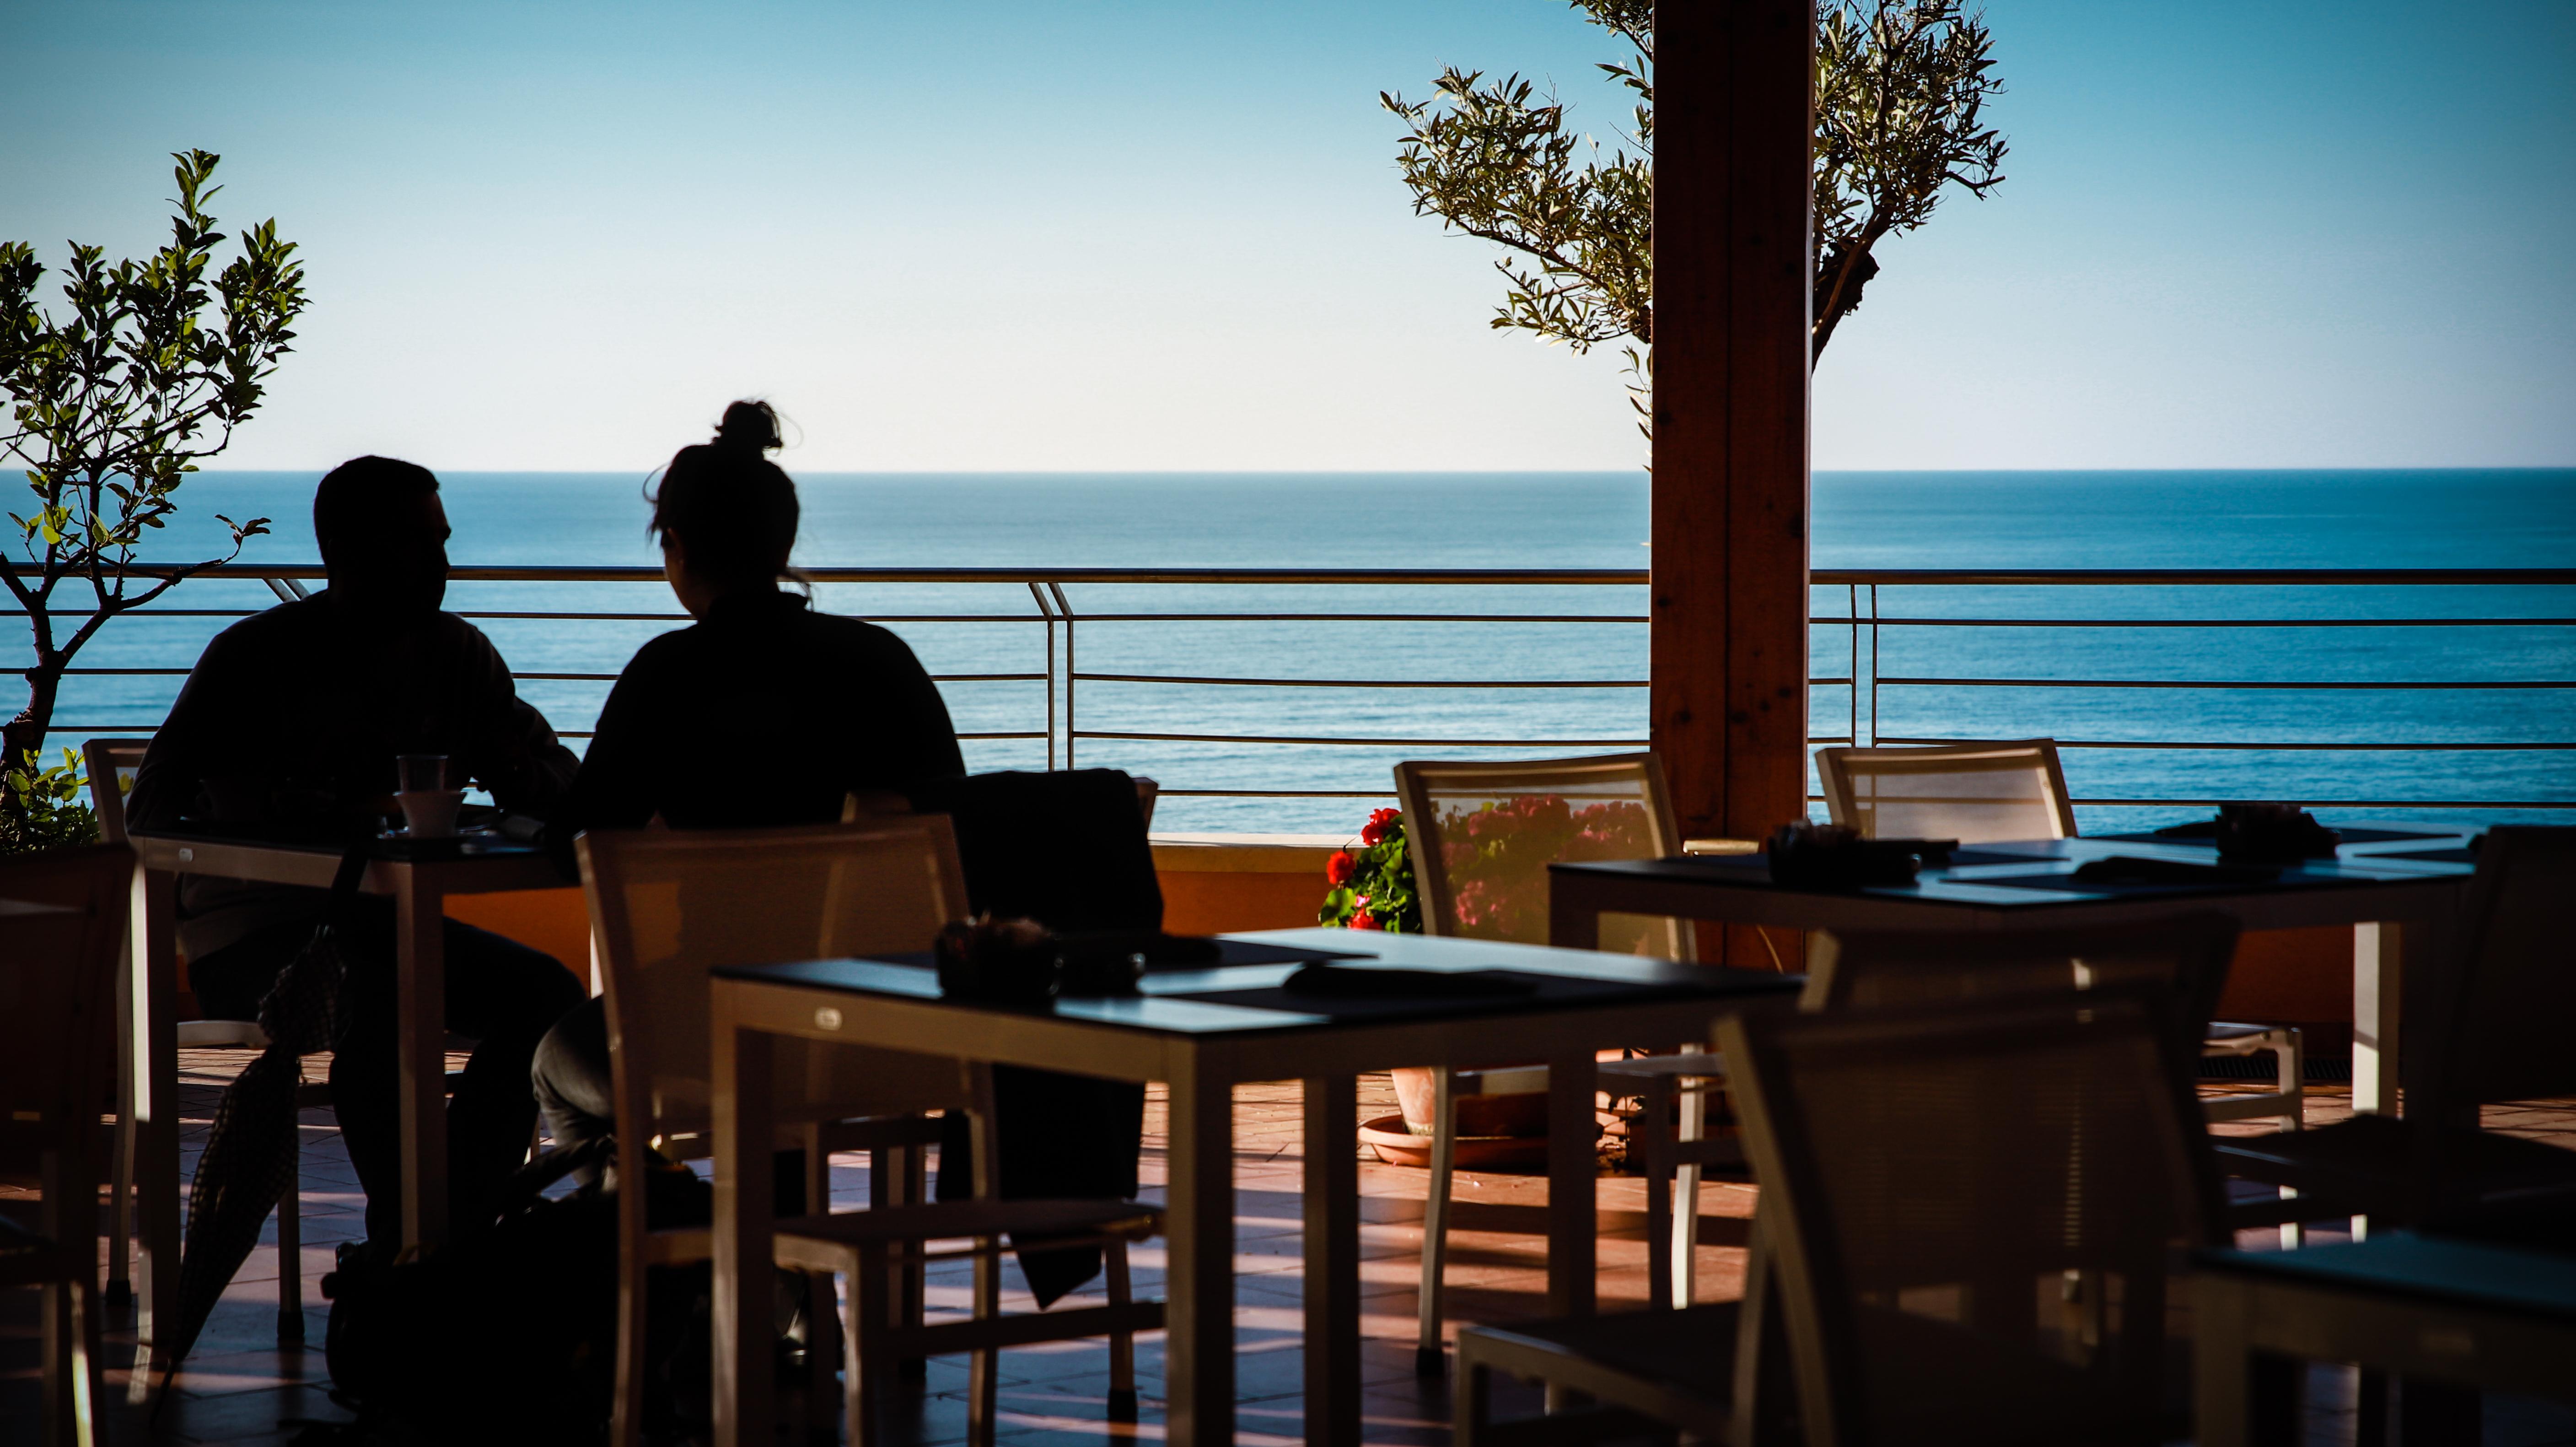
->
[[1815, 740, 2078, 844], [2425, 826, 2576, 1111], [1392, 752, 1692, 959], [0, 845, 132, 1208], [1803, 914, 2241, 1065], [1719, 994, 2219, 1447], [576, 817, 979, 1144], [82, 739, 150, 845]]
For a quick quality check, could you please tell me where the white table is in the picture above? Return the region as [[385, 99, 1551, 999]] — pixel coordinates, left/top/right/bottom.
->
[[119, 830, 561, 1371], [705, 927, 1803, 1447], [1549, 825, 2483, 1117]]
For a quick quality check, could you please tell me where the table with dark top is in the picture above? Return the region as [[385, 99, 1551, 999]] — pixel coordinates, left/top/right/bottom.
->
[[705, 926, 1803, 1447], [118, 827, 562, 1372], [1549, 823, 2485, 1120]]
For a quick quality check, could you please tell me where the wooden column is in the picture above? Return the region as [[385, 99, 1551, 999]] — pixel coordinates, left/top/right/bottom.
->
[[1651, 0, 1814, 966]]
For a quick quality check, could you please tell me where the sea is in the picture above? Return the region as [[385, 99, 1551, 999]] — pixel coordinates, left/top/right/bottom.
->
[[15, 469, 2574, 836]]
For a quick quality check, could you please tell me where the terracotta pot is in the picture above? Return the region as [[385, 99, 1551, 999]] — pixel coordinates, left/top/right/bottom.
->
[[1387, 1065, 1549, 1139], [1358, 1113, 1550, 1170]]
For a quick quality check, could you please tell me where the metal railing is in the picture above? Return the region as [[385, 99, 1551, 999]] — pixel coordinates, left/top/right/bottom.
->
[[11, 563, 2574, 815]]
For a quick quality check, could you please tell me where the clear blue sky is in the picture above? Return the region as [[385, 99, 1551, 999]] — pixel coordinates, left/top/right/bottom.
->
[[3, 0, 2569, 472]]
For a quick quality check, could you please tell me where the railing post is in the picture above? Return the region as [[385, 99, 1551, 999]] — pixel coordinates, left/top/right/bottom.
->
[[1046, 583, 1079, 770], [1029, 583, 1055, 770]]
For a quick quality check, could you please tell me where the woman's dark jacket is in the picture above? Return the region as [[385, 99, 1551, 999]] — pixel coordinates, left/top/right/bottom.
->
[[549, 589, 963, 869]]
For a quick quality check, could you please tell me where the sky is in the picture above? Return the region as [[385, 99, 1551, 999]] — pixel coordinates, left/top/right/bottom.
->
[[2, 0, 2571, 473]]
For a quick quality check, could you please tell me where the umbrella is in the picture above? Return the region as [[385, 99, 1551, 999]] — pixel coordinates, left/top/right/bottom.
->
[[164, 844, 366, 1371]]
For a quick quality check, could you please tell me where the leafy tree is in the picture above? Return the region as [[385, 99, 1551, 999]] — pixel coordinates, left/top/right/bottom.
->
[[1385, 0, 2005, 406], [0, 150, 305, 848]]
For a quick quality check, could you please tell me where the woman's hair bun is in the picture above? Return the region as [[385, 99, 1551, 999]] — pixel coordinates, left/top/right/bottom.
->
[[714, 399, 782, 454]]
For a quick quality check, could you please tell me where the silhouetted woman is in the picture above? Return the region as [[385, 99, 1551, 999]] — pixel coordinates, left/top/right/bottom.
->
[[534, 401, 963, 1172]]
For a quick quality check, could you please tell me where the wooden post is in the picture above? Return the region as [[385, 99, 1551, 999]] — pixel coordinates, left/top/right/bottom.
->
[[1652, 0, 1814, 963]]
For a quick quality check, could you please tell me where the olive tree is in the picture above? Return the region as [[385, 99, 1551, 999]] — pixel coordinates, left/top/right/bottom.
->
[[0, 150, 305, 849], [1385, 0, 2006, 425]]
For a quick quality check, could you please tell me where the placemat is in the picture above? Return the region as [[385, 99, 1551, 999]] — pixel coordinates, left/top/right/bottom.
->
[[2101, 824, 2446, 846], [868, 936, 1375, 973], [1171, 968, 1706, 1022], [2372, 846, 2481, 865]]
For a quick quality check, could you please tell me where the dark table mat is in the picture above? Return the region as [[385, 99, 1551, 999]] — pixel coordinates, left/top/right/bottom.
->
[[1171, 967, 1732, 1022], [1968, 864, 2285, 896], [2372, 846, 2481, 865], [871, 936, 1376, 973], [2099, 825, 2448, 846]]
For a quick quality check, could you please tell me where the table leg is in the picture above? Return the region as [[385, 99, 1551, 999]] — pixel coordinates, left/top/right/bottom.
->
[[2193, 1275, 2253, 1447], [128, 865, 180, 1392], [1546, 875, 1601, 951], [1544, 1048, 1596, 1319], [2352, 922, 2402, 1117], [396, 883, 449, 1250], [1166, 1064, 1235, 1447], [1301, 1073, 1359, 1447], [712, 993, 776, 1447]]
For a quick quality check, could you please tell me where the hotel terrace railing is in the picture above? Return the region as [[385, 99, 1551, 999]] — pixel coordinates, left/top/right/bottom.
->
[[11, 563, 2576, 818]]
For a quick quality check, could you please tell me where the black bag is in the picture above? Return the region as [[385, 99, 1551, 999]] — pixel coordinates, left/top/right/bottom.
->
[[318, 1143, 712, 1445]]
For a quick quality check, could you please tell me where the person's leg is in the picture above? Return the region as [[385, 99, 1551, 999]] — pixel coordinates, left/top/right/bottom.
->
[[531, 997, 615, 1185], [438, 920, 586, 1230], [325, 899, 406, 1244], [328, 904, 584, 1242], [185, 919, 314, 1024]]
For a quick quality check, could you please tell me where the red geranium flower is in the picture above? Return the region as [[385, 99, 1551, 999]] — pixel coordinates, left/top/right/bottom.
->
[[1325, 850, 1356, 886], [1359, 807, 1400, 846], [1350, 907, 1376, 931]]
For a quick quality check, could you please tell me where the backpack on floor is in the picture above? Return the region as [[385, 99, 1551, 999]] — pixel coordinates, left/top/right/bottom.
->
[[316, 1143, 713, 1445]]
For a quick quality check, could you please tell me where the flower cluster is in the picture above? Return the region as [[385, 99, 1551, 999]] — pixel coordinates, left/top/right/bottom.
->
[[1446, 795, 1651, 942], [1318, 806, 1422, 933]]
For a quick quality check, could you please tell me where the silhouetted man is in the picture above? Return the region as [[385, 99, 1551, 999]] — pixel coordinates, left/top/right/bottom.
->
[[131, 456, 585, 1245]]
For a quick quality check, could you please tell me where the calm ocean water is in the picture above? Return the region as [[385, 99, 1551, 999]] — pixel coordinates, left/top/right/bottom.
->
[[16, 469, 2574, 834]]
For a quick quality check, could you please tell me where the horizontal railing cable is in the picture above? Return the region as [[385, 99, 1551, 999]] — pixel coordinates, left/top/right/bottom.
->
[[13, 562, 2572, 813]]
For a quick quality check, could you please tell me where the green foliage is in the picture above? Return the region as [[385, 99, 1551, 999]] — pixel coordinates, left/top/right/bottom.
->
[[1813, 0, 2007, 354], [0, 150, 304, 802], [1382, 0, 1652, 355], [1385, 0, 2006, 400], [0, 748, 100, 856], [1317, 807, 1423, 934]]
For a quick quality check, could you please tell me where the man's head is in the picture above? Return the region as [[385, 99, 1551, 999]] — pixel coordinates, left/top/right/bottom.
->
[[313, 456, 449, 618]]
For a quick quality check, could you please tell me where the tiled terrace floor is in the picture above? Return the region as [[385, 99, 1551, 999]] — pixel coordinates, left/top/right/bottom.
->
[[5, 1056, 2575, 1444]]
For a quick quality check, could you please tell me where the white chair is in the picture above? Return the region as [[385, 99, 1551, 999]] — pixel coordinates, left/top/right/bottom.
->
[[1391, 754, 1735, 1376], [87, 737, 330, 1344], [1815, 740, 2307, 1139], [578, 817, 1161, 1447]]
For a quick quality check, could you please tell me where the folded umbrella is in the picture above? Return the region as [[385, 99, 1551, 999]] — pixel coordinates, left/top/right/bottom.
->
[[165, 843, 366, 1370]]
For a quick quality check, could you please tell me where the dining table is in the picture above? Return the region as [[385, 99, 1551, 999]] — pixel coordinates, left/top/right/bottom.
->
[[1547, 821, 2486, 1121], [703, 925, 1804, 1447], [118, 825, 565, 1371]]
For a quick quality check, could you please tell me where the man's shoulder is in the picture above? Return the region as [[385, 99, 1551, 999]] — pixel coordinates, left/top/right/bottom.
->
[[199, 594, 325, 657]]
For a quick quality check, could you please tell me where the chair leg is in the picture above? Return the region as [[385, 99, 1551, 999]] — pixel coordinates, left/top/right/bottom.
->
[[106, 1111, 134, 1313], [610, 1252, 652, 1447], [1454, 1355, 1491, 1447], [1107, 1239, 1139, 1420], [967, 1240, 1001, 1447], [1673, 1083, 1707, 1309], [1415, 1066, 1459, 1377], [853, 1248, 891, 1447], [900, 1144, 928, 1382], [2276, 1029, 2306, 1133], [806, 1269, 844, 1445], [68, 1274, 100, 1447], [1641, 1078, 1675, 1311], [276, 1174, 304, 1345]]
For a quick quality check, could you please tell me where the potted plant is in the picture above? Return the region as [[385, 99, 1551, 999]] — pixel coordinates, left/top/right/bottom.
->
[[1319, 806, 1547, 1154]]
